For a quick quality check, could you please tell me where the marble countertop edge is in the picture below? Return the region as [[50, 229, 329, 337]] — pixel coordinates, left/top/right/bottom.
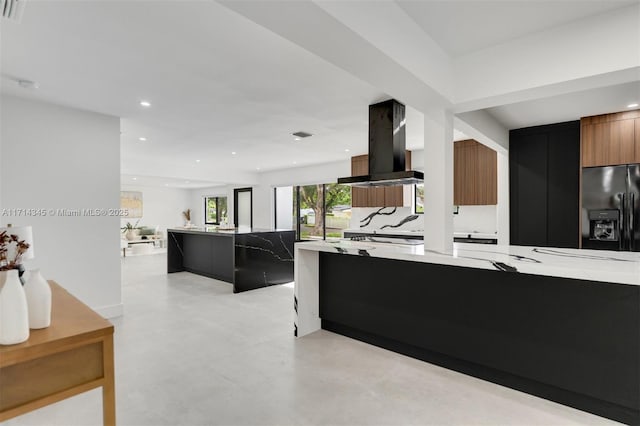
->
[[295, 240, 640, 286]]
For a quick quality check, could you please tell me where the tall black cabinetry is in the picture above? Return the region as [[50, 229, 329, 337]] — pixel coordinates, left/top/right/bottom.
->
[[509, 121, 580, 248]]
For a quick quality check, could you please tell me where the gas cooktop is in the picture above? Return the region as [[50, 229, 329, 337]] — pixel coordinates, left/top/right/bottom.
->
[[346, 235, 424, 245]]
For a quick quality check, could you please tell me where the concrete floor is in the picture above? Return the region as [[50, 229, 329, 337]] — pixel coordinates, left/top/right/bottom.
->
[[6, 253, 619, 425]]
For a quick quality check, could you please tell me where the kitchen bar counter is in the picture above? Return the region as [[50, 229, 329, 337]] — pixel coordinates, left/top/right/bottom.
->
[[298, 240, 640, 285], [168, 228, 294, 293], [294, 241, 640, 424]]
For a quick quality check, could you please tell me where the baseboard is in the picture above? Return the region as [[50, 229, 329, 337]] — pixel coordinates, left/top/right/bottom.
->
[[94, 303, 124, 319]]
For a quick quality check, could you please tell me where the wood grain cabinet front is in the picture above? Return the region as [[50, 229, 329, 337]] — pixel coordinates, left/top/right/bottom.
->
[[581, 110, 639, 167], [635, 118, 640, 163], [454, 139, 497, 205], [350, 152, 411, 208]]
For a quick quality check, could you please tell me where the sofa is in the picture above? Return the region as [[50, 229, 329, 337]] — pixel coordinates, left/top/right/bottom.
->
[[121, 226, 165, 256]]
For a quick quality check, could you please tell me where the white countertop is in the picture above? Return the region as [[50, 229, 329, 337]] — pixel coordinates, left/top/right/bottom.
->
[[295, 240, 640, 286], [343, 228, 424, 235], [343, 229, 498, 239]]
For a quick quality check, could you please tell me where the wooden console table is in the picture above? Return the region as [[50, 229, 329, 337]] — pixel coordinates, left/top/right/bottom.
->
[[0, 282, 115, 425]]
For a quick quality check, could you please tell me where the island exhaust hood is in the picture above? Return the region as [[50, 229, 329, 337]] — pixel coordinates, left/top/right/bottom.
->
[[337, 99, 423, 187]]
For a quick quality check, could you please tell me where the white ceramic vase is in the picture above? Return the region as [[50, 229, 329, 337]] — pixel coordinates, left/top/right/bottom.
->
[[0, 269, 30, 345], [24, 269, 51, 329]]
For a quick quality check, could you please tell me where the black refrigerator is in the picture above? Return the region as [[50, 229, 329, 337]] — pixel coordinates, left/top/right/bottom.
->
[[582, 164, 640, 251]]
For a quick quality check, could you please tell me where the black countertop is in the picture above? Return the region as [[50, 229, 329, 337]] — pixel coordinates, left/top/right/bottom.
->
[[168, 227, 294, 236]]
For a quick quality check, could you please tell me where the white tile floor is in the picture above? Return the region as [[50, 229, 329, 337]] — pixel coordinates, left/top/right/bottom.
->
[[5, 253, 620, 425]]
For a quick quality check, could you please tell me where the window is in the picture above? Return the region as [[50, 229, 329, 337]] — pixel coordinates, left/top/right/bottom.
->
[[205, 196, 227, 224], [415, 184, 424, 214], [275, 183, 351, 241], [323, 183, 351, 239]]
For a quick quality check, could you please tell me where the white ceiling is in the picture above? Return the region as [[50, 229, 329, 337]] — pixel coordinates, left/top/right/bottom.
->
[[396, 0, 638, 57], [0, 0, 638, 187], [486, 81, 640, 130]]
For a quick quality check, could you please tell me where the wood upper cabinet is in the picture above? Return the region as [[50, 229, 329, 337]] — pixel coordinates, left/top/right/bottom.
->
[[581, 110, 639, 167], [454, 139, 497, 205], [351, 152, 411, 207], [351, 154, 368, 176], [636, 118, 640, 163]]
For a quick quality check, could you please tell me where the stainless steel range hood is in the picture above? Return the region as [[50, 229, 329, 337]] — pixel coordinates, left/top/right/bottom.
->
[[338, 99, 423, 187]]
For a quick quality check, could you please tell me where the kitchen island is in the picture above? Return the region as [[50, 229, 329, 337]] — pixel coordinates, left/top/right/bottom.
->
[[168, 227, 294, 293], [295, 240, 640, 424]]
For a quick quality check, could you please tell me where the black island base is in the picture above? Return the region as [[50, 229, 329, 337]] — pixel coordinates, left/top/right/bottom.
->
[[168, 228, 294, 293], [319, 252, 640, 425]]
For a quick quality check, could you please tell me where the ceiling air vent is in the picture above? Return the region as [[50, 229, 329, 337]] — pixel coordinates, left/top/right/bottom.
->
[[1, 0, 25, 22], [292, 131, 313, 139]]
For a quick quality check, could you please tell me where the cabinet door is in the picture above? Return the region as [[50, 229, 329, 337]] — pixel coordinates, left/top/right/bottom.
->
[[454, 140, 496, 205], [351, 155, 368, 176], [476, 143, 497, 205], [510, 133, 548, 246], [453, 142, 465, 205], [453, 140, 478, 205], [582, 120, 635, 166], [581, 123, 597, 167], [351, 155, 368, 207], [384, 186, 404, 206], [352, 188, 368, 208], [547, 124, 580, 248], [350, 153, 409, 207], [635, 118, 640, 163]]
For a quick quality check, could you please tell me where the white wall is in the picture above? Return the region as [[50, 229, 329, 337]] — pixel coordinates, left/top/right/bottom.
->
[[189, 185, 234, 226], [199, 161, 351, 231], [120, 184, 190, 234], [275, 186, 294, 230], [0, 95, 121, 318], [453, 206, 497, 235]]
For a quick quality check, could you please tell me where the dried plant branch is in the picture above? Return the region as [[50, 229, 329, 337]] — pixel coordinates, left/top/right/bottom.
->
[[0, 230, 30, 271]]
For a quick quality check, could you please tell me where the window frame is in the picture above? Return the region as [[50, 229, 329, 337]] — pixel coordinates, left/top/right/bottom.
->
[[204, 196, 227, 225], [414, 184, 424, 214]]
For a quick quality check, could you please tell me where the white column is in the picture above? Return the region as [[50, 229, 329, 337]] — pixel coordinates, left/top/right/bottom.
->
[[497, 151, 510, 245], [294, 247, 320, 337], [423, 110, 454, 252]]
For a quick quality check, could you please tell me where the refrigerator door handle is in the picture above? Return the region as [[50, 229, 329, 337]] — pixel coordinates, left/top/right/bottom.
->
[[631, 193, 635, 251], [621, 192, 626, 251]]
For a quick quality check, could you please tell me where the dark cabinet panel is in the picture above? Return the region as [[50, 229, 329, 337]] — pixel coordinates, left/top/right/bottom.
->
[[547, 126, 580, 247], [319, 252, 640, 425], [510, 121, 580, 248], [511, 133, 548, 246]]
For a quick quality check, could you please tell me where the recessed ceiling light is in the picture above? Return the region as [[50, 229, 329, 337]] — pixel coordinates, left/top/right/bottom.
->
[[139, 100, 151, 107], [132, 177, 137, 181], [628, 103, 639, 108], [195, 159, 201, 163], [345, 148, 350, 152], [138, 137, 147, 141], [231, 151, 237, 155]]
